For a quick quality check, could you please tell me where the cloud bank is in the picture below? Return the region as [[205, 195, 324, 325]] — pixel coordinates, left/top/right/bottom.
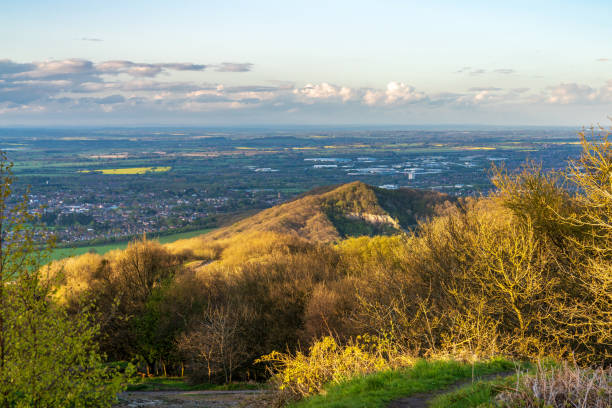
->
[[1, 58, 611, 124]]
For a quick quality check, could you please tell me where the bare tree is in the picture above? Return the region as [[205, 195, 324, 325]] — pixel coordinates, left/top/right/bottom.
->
[[178, 305, 249, 383]]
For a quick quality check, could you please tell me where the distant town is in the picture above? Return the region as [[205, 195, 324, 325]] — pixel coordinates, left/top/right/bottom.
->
[[1, 127, 582, 247]]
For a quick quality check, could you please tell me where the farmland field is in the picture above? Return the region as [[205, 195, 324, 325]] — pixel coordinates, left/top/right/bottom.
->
[[78, 166, 171, 175], [49, 227, 214, 261]]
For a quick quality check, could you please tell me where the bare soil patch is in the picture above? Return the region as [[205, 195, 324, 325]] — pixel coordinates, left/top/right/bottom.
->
[[116, 390, 270, 408]]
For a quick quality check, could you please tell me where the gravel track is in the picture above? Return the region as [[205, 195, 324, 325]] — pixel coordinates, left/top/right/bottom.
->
[[115, 390, 269, 408]]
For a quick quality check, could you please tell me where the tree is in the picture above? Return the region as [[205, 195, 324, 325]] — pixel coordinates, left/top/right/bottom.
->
[[178, 305, 249, 383], [561, 127, 611, 254], [0, 152, 130, 407]]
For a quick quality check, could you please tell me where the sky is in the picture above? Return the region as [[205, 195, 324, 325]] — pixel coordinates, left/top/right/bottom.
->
[[1, 0, 612, 126]]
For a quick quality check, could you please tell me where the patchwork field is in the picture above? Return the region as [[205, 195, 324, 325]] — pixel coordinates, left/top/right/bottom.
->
[[78, 166, 172, 174]]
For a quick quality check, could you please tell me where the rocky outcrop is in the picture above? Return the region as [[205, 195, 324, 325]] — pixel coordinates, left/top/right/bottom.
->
[[347, 212, 400, 229]]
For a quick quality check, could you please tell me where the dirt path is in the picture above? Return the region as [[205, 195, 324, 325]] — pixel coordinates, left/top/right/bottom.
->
[[115, 389, 270, 408], [116, 372, 514, 408], [387, 372, 515, 408]]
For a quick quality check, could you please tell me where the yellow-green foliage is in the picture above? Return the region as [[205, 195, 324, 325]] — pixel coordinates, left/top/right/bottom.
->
[[51, 238, 180, 306], [340, 130, 611, 364], [321, 181, 384, 214], [165, 234, 224, 260], [195, 190, 340, 243], [166, 230, 313, 273], [487, 131, 611, 363], [210, 231, 310, 268], [257, 335, 410, 399], [416, 198, 553, 357], [47, 252, 104, 303], [336, 235, 410, 276]]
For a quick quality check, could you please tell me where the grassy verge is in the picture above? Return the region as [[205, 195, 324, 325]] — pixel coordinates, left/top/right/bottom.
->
[[290, 359, 514, 408], [429, 375, 517, 408], [126, 377, 263, 392]]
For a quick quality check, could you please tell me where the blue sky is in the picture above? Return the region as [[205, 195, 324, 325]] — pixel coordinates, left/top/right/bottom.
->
[[1, 0, 611, 126]]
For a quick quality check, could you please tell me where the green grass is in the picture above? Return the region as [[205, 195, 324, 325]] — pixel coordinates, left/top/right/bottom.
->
[[291, 359, 514, 408], [126, 377, 262, 392], [49, 228, 214, 261], [50, 241, 129, 261], [429, 362, 537, 408], [429, 375, 517, 408], [155, 228, 214, 244]]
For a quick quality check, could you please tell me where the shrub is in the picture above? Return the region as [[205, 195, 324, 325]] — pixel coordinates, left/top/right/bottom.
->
[[256, 335, 410, 401], [492, 129, 612, 364]]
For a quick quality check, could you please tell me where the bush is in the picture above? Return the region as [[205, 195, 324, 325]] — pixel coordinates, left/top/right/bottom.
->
[[256, 335, 410, 400]]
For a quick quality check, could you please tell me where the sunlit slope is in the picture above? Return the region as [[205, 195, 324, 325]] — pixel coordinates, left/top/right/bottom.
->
[[170, 181, 451, 248]]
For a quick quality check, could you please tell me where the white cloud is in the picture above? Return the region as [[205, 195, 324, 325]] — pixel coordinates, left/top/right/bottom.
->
[[294, 83, 355, 102], [384, 82, 426, 104], [294, 82, 425, 106], [363, 82, 426, 106], [455, 89, 503, 105], [0, 102, 46, 114], [13, 59, 94, 79], [187, 85, 225, 98], [540, 82, 612, 104]]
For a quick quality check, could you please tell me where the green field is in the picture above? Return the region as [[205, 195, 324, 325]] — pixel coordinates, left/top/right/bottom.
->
[[49, 228, 213, 261]]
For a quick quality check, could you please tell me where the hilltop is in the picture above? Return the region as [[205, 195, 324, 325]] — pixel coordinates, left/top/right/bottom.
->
[[189, 181, 451, 244]]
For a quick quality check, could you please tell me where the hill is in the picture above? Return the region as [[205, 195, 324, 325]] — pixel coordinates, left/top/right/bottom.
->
[[48, 133, 611, 402], [187, 181, 451, 244]]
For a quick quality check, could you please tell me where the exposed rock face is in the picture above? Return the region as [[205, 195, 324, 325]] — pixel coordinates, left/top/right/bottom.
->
[[347, 212, 400, 229]]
